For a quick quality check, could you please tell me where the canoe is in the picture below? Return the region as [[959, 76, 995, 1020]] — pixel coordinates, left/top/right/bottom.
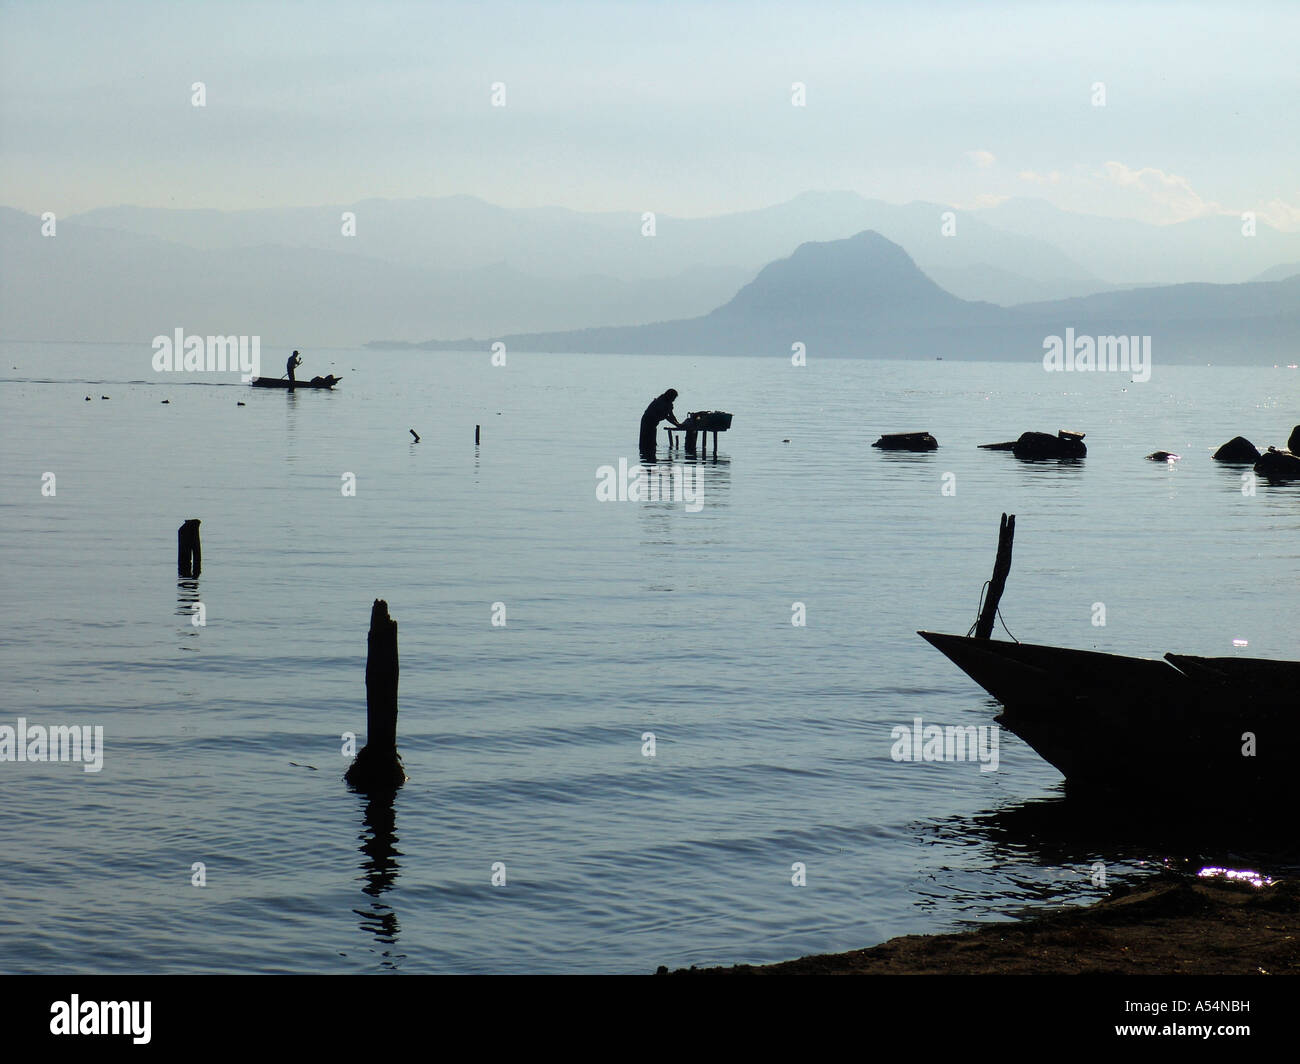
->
[[918, 631, 1300, 798], [250, 375, 341, 389]]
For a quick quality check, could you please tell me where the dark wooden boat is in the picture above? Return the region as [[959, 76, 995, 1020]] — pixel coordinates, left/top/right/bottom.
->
[[250, 374, 341, 389], [918, 631, 1300, 797]]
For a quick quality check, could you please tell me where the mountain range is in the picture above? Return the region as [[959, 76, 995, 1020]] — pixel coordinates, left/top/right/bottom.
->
[[397, 229, 1300, 364], [2, 193, 1298, 358]]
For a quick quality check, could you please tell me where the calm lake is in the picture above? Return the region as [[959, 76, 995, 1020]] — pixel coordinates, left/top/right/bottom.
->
[[1, 340, 1296, 973]]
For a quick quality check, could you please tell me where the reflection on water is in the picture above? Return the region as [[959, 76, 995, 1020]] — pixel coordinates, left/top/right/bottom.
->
[[353, 790, 405, 969], [912, 790, 1300, 925], [175, 579, 200, 651], [971, 792, 1300, 865]]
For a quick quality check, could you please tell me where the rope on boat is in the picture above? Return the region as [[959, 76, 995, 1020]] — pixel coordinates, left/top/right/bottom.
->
[[967, 579, 1020, 643]]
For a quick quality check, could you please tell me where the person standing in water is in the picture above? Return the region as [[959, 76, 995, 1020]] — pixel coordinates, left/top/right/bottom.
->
[[286, 350, 303, 385], [640, 388, 682, 457]]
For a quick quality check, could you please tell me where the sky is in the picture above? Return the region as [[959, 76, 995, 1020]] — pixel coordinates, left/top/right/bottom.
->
[[1, 0, 1297, 228]]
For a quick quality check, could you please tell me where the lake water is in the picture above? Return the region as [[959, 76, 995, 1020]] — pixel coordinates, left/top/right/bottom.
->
[[1, 340, 1297, 974]]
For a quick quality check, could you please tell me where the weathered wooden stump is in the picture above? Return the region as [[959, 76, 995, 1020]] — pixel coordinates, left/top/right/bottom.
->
[[177, 519, 201, 578], [975, 513, 1015, 639], [873, 431, 938, 451], [345, 599, 407, 791]]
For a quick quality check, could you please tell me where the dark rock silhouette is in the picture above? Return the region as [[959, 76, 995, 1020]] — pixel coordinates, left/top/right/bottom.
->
[[1212, 436, 1260, 462], [1289, 425, 1300, 453], [980, 430, 1086, 460], [1255, 448, 1300, 481], [873, 431, 938, 451], [1146, 451, 1180, 461]]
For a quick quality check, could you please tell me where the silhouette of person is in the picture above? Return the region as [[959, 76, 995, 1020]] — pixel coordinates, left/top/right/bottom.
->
[[287, 350, 303, 384], [640, 389, 682, 457]]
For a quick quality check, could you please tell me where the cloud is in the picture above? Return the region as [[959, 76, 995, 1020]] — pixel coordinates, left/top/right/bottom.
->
[[1097, 161, 1223, 222], [1254, 198, 1300, 232], [1097, 161, 1300, 231], [965, 149, 996, 169], [1017, 169, 1062, 185]]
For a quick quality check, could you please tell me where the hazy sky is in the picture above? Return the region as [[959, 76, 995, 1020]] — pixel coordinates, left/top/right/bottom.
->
[[2, 0, 1297, 227]]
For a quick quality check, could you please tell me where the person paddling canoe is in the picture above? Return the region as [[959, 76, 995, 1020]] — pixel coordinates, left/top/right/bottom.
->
[[286, 350, 303, 385]]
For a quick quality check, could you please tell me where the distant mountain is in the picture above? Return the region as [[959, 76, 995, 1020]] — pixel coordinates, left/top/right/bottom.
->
[[401, 230, 1011, 357], [1251, 262, 1300, 283], [7, 192, 1298, 351], [62, 191, 1109, 311], [922, 262, 1117, 306], [972, 198, 1300, 286], [0, 206, 750, 345], [1013, 275, 1300, 362], [401, 230, 1300, 364]]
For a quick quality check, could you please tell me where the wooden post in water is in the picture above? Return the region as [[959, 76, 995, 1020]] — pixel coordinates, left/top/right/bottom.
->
[[345, 599, 406, 790], [974, 513, 1015, 639], [178, 519, 201, 578], [475, 424, 481, 445]]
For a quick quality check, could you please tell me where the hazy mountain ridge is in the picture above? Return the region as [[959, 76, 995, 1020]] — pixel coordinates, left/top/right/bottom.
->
[[971, 198, 1300, 286], [4, 192, 1298, 352], [0, 207, 752, 344], [403, 229, 1300, 364]]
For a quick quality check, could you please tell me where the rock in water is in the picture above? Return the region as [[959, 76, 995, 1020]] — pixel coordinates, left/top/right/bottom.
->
[[1289, 425, 1300, 454], [1011, 430, 1086, 460], [872, 431, 938, 451], [1146, 451, 1180, 461], [1254, 448, 1300, 481], [1213, 436, 1260, 462]]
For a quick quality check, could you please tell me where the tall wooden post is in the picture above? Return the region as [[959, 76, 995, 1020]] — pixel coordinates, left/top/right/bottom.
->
[[178, 519, 201, 578], [345, 599, 406, 790], [975, 513, 1015, 639]]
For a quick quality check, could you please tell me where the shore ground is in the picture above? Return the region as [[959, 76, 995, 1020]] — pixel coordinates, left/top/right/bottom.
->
[[663, 874, 1300, 975]]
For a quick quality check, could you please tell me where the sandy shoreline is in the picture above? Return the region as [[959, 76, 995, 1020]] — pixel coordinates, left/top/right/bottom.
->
[[663, 874, 1300, 975]]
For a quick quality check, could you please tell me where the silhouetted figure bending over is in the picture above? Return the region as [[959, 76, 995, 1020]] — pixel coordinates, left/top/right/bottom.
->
[[287, 350, 303, 385], [640, 388, 682, 457]]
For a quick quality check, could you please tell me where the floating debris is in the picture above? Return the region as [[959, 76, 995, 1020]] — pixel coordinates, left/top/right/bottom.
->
[[980, 430, 1085, 460], [873, 431, 938, 451]]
